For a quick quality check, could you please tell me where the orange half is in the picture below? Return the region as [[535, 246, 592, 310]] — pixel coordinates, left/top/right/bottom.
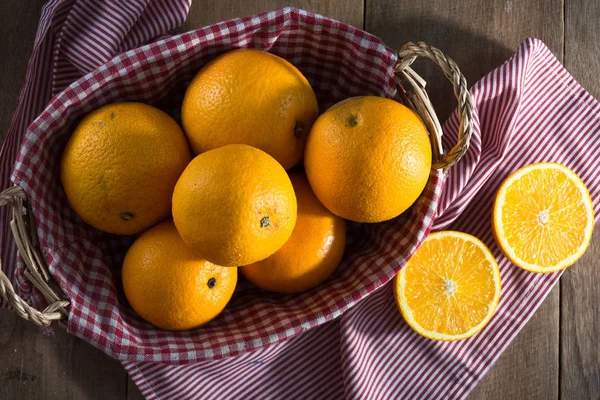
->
[[394, 231, 501, 341], [493, 163, 594, 273]]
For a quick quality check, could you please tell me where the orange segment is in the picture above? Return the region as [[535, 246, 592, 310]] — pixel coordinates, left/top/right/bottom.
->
[[493, 163, 594, 273], [394, 231, 501, 341]]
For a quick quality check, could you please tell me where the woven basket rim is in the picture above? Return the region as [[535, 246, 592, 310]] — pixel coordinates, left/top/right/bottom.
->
[[0, 40, 473, 328]]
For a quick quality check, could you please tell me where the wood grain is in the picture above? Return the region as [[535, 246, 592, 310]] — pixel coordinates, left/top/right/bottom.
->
[[560, 227, 600, 399], [366, 0, 564, 121], [128, 0, 365, 398], [0, 312, 126, 400], [562, 2, 600, 398], [181, 0, 363, 31], [0, 1, 127, 400], [3, 1, 600, 399], [0, 0, 45, 134], [366, 1, 564, 399], [561, 6, 600, 396]]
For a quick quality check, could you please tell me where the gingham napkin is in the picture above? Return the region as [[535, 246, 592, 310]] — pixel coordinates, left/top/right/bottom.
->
[[8, 4, 443, 364], [2, 2, 600, 400]]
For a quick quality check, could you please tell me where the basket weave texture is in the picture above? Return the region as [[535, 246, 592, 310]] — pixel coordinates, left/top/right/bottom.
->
[[1, 8, 472, 363]]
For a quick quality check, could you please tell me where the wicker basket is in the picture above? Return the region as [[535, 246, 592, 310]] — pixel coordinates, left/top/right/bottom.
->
[[0, 9, 472, 363]]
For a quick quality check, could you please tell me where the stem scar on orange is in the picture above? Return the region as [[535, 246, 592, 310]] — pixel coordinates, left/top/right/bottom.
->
[[60, 102, 192, 235], [122, 220, 237, 331], [172, 144, 297, 267], [304, 96, 432, 223], [181, 49, 318, 170], [241, 174, 346, 294]]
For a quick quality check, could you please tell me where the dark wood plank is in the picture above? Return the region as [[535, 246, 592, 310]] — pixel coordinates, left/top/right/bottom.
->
[[0, 1, 127, 400], [562, 2, 600, 398], [560, 227, 600, 399], [0, 311, 126, 400], [127, 1, 364, 398], [469, 288, 560, 399], [9, 1, 596, 399], [366, 0, 564, 121], [0, 0, 45, 134], [127, 376, 145, 400], [181, 0, 363, 30], [366, 1, 563, 399]]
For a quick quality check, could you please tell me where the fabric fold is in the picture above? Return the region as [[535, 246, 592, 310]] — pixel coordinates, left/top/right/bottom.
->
[[2, 3, 600, 399], [123, 38, 600, 400]]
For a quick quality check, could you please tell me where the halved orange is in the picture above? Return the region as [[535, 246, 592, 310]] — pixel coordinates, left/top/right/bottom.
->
[[493, 162, 594, 273], [394, 231, 501, 341]]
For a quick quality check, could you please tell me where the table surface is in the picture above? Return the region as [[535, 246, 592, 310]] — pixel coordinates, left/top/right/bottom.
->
[[1, 1, 599, 399]]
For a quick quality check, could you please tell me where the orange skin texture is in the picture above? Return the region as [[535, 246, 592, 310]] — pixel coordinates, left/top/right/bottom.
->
[[304, 96, 432, 223], [181, 49, 319, 170], [122, 220, 237, 331], [241, 174, 346, 294], [60, 102, 192, 235], [172, 144, 297, 267]]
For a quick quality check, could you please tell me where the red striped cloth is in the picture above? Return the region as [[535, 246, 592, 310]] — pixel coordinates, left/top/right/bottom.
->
[[123, 38, 600, 400], [2, 2, 600, 400], [0, 0, 191, 306], [9, 5, 443, 364]]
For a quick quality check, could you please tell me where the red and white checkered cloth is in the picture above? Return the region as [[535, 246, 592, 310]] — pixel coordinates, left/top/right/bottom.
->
[[7, 3, 444, 363], [2, 2, 600, 399]]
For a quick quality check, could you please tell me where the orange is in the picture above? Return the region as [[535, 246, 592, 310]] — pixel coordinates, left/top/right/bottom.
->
[[172, 144, 297, 267], [394, 231, 501, 341], [181, 49, 318, 170], [492, 162, 594, 273], [304, 96, 432, 223], [60, 102, 192, 235], [241, 174, 346, 293], [122, 220, 237, 331]]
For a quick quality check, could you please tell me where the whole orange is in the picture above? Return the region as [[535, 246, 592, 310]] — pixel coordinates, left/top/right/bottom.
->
[[181, 49, 318, 170], [172, 144, 297, 267], [122, 220, 237, 331], [60, 102, 192, 235], [241, 174, 346, 294], [304, 96, 432, 223]]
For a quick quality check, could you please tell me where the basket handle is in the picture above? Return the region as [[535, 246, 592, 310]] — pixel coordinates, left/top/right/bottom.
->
[[395, 41, 474, 170], [0, 186, 69, 327], [0, 41, 471, 327]]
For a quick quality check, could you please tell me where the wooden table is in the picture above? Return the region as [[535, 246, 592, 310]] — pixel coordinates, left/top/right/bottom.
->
[[1, 1, 599, 399]]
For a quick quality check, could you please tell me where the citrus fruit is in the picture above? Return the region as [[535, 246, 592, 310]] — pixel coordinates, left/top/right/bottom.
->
[[122, 220, 237, 331], [304, 96, 432, 223], [492, 162, 594, 273], [181, 49, 319, 170], [394, 231, 501, 341], [172, 144, 297, 266], [60, 102, 192, 235], [241, 174, 346, 293]]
